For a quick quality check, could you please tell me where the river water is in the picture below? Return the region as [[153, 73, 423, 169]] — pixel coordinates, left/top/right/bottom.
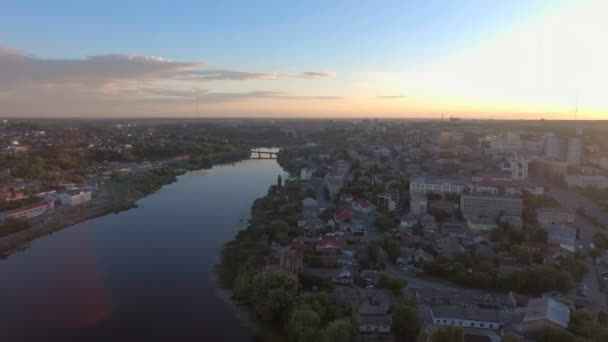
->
[[0, 157, 287, 341]]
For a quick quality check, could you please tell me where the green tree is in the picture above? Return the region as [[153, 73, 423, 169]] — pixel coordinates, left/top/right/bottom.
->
[[278, 174, 283, 188], [383, 236, 401, 262], [531, 326, 575, 342], [392, 304, 421, 341], [287, 309, 322, 342], [323, 319, 352, 342], [501, 333, 520, 342], [431, 326, 464, 342], [378, 272, 408, 296], [568, 308, 596, 338], [375, 212, 393, 232], [252, 271, 299, 322]]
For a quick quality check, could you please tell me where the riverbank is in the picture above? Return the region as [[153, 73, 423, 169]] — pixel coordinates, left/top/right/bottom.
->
[[0, 150, 252, 257]]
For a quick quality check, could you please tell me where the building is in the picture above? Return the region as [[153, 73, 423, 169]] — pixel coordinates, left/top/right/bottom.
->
[[536, 208, 576, 225], [279, 245, 303, 274], [500, 155, 529, 180], [565, 174, 608, 189], [467, 217, 497, 231], [376, 191, 399, 213], [58, 190, 92, 206], [357, 303, 392, 334], [542, 223, 576, 252], [409, 175, 469, 195], [460, 194, 522, 220], [353, 199, 374, 214], [300, 168, 313, 181], [430, 306, 502, 330], [523, 296, 570, 333], [410, 192, 428, 215], [2, 201, 54, 220], [545, 135, 561, 160], [566, 137, 582, 165]]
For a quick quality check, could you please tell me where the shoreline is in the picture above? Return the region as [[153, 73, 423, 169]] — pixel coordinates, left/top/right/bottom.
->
[[0, 152, 254, 258]]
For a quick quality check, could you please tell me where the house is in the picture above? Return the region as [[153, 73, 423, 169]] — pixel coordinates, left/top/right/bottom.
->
[[414, 249, 435, 264], [353, 199, 374, 214], [332, 269, 353, 285], [317, 234, 346, 254], [2, 201, 54, 220], [302, 197, 319, 210], [523, 296, 570, 333], [334, 208, 353, 222], [430, 306, 502, 330], [437, 235, 465, 259], [357, 302, 392, 334]]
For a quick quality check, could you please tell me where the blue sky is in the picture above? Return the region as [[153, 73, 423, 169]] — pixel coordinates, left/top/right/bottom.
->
[[1, 0, 605, 118]]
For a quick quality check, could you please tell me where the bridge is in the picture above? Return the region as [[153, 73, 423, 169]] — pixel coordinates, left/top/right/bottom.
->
[[250, 150, 278, 159]]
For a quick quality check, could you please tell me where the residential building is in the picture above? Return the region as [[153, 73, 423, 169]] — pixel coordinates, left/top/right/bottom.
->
[[58, 190, 92, 206], [460, 194, 522, 220], [2, 201, 54, 220], [353, 199, 374, 214], [357, 302, 392, 334], [565, 174, 608, 189], [566, 137, 582, 165], [409, 175, 468, 195], [542, 223, 576, 252], [523, 296, 570, 333], [376, 191, 399, 213], [430, 306, 502, 330], [500, 155, 529, 180], [536, 208, 576, 225], [545, 135, 562, 160], [410, 192, 428, 215], [467, 217, 497, 231]]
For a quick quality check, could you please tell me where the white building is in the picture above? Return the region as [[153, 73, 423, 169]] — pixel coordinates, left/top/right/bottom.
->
[[565, 174, 608, 189], [300, 168, 313, 181], [58, 191, 92, 206], [409, 176, 468, 195], [566, 137, 582, 165], [430, 306, 502, 330], [410, 192, 428, 215], [500, 155, 528, 180]]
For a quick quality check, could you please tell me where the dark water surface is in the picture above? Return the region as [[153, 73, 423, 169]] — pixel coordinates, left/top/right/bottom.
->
[[0, 158, 287, 341]]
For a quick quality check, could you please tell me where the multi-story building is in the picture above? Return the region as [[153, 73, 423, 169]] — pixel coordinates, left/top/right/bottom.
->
[[58, 190, 92, 206], [565, 174, 608, 189], [460, 193, 522, 220], [545, 135, 562, 160], [536, 208, 576, 225], [2, 201, 54, 220], [500, 155, 528, 180], [566, 137, 582, 165], [409, 175, 468, 195], [410, 192, 428, 215], [376, 191, 399, 213]]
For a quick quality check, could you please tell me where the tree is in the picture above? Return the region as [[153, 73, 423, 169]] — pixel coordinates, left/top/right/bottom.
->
[[287, 309, 322, 342], [392, 304, 421, 341], [568, 308, 596, 338], [383, 236, 401, 262], [431, 326, 464, 342], [413, 219, 424, 236], [501, 333, 520, 342], [323, 320, 352, 342], [375, 212, 393, 232], [378, 273, 408, 296], [251, 271, 299, 322], [278, 174, 283, 188], [531, 326, 575, 342]]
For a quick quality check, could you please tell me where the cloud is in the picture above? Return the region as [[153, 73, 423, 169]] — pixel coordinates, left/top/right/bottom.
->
[[138, 87, 344, 103], [377, 95, 407, 99], [0, 47, 203, 89], [178, 69, 281, 81], [296, 71, 335, 79]]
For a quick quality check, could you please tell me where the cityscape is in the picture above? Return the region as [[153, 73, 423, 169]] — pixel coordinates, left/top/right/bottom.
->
[[1, 1, 608, 342]]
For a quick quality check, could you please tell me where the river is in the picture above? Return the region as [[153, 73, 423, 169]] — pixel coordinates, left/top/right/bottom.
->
[[0, 157, 288, 341]]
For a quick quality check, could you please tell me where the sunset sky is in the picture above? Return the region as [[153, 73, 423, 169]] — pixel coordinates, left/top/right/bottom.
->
[[1, 0, 606, 119]]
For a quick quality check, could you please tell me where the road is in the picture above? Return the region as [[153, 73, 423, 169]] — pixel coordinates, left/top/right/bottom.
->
[[545, 184, 608, 312], [378, 248, 459, 290]]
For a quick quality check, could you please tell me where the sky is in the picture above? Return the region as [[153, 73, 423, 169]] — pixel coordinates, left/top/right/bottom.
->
[[0, 0, 606, 119]]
